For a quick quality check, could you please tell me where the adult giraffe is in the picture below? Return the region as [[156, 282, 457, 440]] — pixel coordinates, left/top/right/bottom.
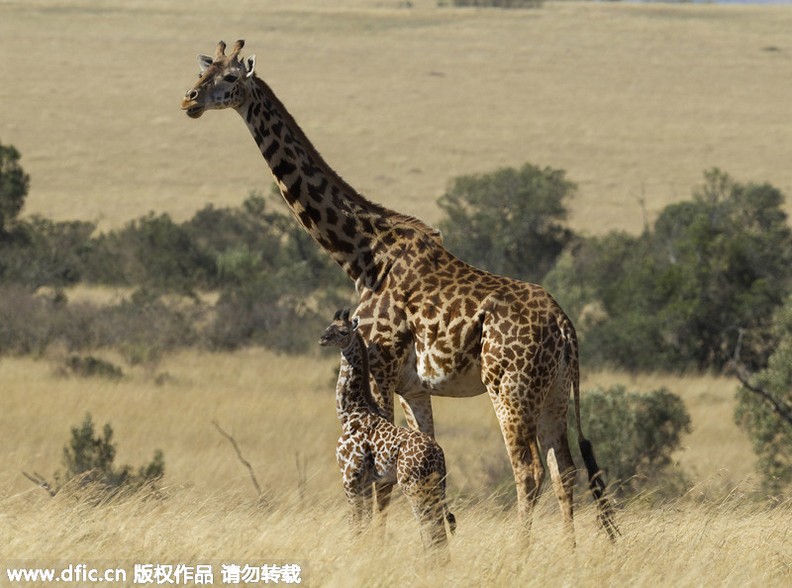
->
[[181, 40, 618, 542]]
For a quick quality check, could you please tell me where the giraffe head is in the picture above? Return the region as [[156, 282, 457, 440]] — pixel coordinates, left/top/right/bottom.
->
[[181, 40, 256, 119], [319, 309, 360, 350]]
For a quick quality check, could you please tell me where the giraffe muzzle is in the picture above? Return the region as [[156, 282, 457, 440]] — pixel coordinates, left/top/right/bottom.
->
[[181, 91, 204, 118]]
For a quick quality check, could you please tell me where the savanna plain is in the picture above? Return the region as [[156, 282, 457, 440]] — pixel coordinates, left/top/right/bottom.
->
[[1, 1, 791, 586]]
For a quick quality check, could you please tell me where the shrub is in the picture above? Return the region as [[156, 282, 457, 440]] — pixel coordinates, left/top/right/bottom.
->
[[547, 169, 792, 372], [202, 190, 352, 353], [61, 355, 123, 380], [90, 213, 215, 293], [0, 217, 96, 287], [571, 385, 692, 499], [207, 273, 335, 354], [734, 296, 792, 495], [25, 414, 164, 498], [60, 413, 164, 494], [0, 284, 61, 356], [95, 288, 200, 365]]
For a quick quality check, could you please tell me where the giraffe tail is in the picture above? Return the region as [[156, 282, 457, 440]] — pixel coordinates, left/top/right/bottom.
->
[[567, 321, 621, 542], [445, 508, 457, 535], [578, 437, 620, 541]]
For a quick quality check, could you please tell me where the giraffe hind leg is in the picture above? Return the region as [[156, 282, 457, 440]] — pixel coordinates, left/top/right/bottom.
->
[[539, 397, 577, 545], [545, 446, 576, 547], [401, 476, 450, 561], [344, 478, 374, 532], [488, 383, 544, 538]]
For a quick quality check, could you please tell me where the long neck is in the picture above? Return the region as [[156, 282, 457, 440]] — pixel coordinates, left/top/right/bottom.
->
[[236, 76, 395, 290], [337, 333, 380, 423]]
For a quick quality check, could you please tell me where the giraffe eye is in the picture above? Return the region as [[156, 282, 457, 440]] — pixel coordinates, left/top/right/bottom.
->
[[223, 74, 238, 83]]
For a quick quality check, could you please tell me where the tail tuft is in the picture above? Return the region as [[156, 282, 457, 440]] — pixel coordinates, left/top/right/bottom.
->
[[579, 437, 621, 542], [446, 510, 457, 535]]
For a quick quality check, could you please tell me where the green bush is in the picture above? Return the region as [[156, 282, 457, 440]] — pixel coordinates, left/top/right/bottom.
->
[[571, 385, 692, 499], [25, 413, 165, 498], [97, 288, 200, 365], [0, 148, 354, 356], [89, 212, 215, 293], [437, 163, 575, 284], [0, 217, 96, 287], [547, 169, 792, 372], [61, 355, 124, 380], [734, 296, 792, 495]]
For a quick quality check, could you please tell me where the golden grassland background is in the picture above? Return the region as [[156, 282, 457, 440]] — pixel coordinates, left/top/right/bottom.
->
[[1, 1, 792, 235], [2, 0, 792, 585]]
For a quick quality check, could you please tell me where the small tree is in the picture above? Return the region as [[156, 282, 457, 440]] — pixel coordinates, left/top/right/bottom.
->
[[734, 296, 792, 495], [437, 163, 575, 284], [24, 413, 164, 497], [0, 142, 29, 236], [60, 413, 164, 493]]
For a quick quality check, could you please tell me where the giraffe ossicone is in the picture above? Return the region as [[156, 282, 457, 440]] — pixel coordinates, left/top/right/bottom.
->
[[320, 308, 456, 555], [182, 39, 619, 543]]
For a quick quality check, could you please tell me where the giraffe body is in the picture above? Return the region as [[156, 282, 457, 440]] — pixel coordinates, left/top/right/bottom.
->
[[182, 40, 619, 542], [320, 309, 455, 553]]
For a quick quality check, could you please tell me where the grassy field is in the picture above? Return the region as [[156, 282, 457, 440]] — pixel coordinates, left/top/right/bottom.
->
[[2, 1, 792, 235], [2, 1, 792, 585], [0, 350, 788, 586]]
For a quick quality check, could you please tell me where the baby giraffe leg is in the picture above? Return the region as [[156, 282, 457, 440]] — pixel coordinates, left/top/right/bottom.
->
[[342, 475, 374, 531], [401, 474, 450, 562]]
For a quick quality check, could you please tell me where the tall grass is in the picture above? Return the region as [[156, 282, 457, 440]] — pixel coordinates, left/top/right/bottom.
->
[[1, 349, 788, 585]]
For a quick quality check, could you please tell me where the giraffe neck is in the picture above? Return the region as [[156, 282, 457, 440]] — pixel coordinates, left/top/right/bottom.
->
[[337, 332, 380, 425], [236, 76, 393, 290]]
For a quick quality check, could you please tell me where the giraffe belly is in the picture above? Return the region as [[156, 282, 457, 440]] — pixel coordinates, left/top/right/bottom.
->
[[400, 348, 485, 398]]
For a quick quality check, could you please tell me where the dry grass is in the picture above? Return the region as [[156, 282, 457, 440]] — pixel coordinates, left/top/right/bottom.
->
[[1, 350, 789, 586], [2, 1, 792, 235], [2, 489, 790, 586]]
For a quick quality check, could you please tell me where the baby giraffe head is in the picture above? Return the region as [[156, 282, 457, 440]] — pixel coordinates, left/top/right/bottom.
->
[[319, 309, 359, 350]]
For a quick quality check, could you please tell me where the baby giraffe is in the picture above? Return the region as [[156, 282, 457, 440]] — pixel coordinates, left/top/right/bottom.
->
[[320, 309, 456, 554]]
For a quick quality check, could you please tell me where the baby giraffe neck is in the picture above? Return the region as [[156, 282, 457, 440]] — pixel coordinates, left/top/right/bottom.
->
[[337, 332, 380, 420]]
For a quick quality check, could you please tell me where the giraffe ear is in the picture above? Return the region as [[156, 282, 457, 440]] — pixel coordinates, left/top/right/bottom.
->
[[244, 55, 256, 78], [197, 54, 213, 73], [351, 317, 360, 331]]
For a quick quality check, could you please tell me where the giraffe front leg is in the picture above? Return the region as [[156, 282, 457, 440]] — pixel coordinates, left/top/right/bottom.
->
[[337, 437, 373, 533]]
